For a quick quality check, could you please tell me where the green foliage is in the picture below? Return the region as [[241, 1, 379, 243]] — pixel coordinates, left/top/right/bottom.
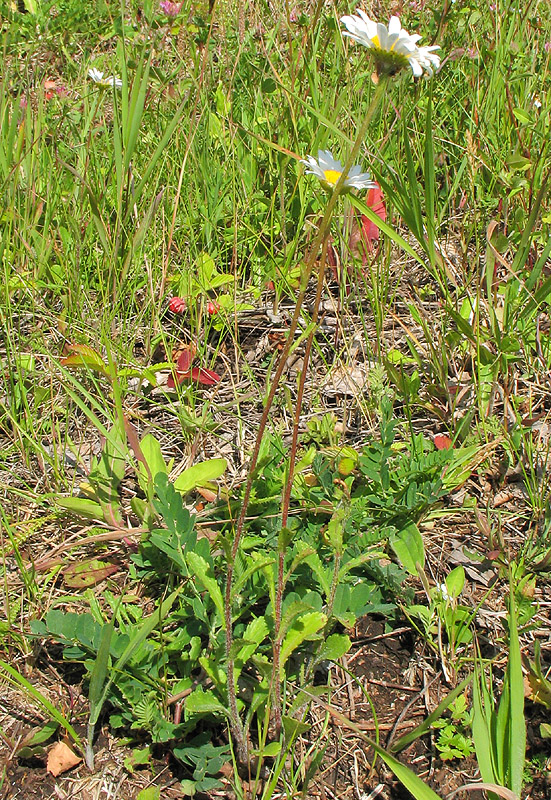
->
[[29, 400, 476, 781], [433, 694, 475, 761], [405, 565, 478, 682], [472, 578, 526, 800]]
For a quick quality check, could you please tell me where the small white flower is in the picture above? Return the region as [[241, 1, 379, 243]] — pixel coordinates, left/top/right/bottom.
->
[[340, 10, 440, 77], [412, 44, 442, 77], [88, 68, 123, 89], [301, 149, 376, 192], [435, 582, 450, 601]]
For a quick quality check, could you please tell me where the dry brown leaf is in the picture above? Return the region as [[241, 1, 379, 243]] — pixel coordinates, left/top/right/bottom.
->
[[47, 741, 82, 776], [322, 364, 369, 397]]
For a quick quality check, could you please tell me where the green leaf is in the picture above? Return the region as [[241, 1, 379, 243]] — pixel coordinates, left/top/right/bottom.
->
[[232, 554, 275, 599], [234, 616, 269, 680], [390, 523, 425, 576], [253, 741, 281, 757], [153, 474, 195, 541], [282, 715, 312, 739], [136, 788, 161, 800], [325, 508, 345, 553], [88, 621, 114, 723], [445, 566, 465, 599], [185, 688, 227, 716], [198, 250, 216, 283], [56, 496, 104, 521], [315, 633, 351, 664], [24, 720, 59, 747], [173, 458, 227, 494], [137, 433, 168, 490], [279, 612, 326, 675], [297, 545, 330, 597], [124, 747, 151, 773], [506, 584, 526, 797], [186, 552, 225, 627], [472, 660, 497, 788]]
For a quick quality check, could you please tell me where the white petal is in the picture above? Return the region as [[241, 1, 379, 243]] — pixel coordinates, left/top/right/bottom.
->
[[376, 21, 389, 49], [388, 16, 402, 35], [409, 57, 423, 77], [356, 9, 372, 26], [395, 38, 417, 56]]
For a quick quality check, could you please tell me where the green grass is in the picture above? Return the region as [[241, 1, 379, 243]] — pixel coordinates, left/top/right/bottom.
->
[[1, 0, 551, 796]]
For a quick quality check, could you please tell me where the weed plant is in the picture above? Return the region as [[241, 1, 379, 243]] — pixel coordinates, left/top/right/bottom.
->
[[1, 0, 551, 798]]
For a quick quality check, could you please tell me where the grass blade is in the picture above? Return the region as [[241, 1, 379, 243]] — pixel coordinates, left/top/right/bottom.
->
[[506, 581, 525, 797], [0, 661, 81, 748]]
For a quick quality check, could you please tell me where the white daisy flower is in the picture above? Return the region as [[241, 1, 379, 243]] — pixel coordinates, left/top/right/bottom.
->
[[340, 10, 440, 77], [88, 68, 123, 89], [301, 149, 376, 192]]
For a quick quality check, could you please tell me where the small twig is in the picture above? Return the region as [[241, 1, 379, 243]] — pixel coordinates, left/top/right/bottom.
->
[[385, 673, 440, 750]]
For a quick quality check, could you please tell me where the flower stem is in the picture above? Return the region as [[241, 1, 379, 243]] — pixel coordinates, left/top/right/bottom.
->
[[223, 76, 388, 761], [271, 233, 330, 735]]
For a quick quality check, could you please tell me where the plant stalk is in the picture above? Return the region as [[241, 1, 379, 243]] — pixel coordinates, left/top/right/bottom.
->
[[271, 234, 330, 734], [223, 77, 388, 761]]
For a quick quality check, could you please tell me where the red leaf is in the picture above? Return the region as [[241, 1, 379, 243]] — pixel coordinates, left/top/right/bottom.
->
[[167, 344, 220, 387], [190, 366, 221, 385], [361, 182, 386, 255], [434, 433, 453, 450], [175, 347, 193, 373]]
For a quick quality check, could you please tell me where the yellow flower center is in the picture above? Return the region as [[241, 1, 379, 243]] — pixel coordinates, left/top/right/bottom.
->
[[372, 35, 380, 48], [323, 169, 342, 186]]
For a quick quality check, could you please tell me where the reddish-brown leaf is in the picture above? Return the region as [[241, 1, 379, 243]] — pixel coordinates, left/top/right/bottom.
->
[[361, 182, 386, 255], [60, 344, 110, 377], [46, 741, 82, 776], [190, 366, 221, 385], [167, 344, 220, 387], [176, 347, 193, 373], [433, 433, 453, 450], [63, 558, 119, 588], [196, 485, 217, 503]]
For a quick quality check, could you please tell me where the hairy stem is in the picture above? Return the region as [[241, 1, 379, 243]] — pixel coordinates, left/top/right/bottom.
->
[[271, 234, 330, 734], [224, 77, 388, 761]]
